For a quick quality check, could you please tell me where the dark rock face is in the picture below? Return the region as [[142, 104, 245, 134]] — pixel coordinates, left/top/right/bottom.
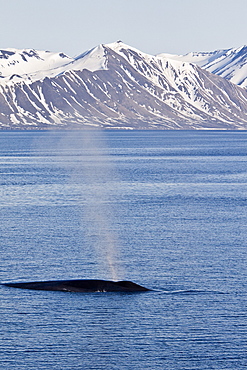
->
[[1, 44, 247, 129], [0, 50, 15, 59]]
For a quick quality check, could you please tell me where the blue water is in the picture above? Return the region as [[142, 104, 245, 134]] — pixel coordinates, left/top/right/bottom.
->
[[1, 130, 247, 369]]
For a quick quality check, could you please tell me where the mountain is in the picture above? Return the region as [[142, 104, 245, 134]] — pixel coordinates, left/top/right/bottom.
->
[[0, 48, 73, 83], [158, 46, 247, 89], [1, 41, 247, 129]]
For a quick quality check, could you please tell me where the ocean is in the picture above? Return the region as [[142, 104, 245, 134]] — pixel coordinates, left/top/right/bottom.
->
[[1, 129, 247, 369]]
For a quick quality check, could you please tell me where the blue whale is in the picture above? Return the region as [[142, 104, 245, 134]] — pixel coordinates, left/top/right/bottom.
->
[[3, 279, 150, 293]]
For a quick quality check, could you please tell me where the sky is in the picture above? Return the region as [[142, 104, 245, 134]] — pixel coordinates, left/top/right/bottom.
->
[[1, 0, 247, 57]]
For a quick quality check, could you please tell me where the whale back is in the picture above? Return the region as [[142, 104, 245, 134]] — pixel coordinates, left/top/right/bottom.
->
[[3, 279, 150, 292]]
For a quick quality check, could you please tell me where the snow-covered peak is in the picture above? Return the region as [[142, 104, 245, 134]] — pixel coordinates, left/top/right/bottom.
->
[[104, 41, 199, 90], [105, 40, 196, 69], [0, 48, 72, 81], [158, 51, 216, 66], [104, 40, 127, 51], [72, 44, 107, 71], [0, 44, 109, 85], [158, 46, 247, 67], [106, 40, 160, 64], [158, 46, 247, 88], [105, 40, 151, 57]]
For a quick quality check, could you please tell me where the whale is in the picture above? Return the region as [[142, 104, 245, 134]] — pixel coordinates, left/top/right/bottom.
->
[[3, 279, 150, 293]]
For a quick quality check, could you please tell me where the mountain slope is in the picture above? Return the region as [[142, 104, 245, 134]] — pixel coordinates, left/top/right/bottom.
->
[[1, 42, 247, 129], [158, 46, 247, 89]]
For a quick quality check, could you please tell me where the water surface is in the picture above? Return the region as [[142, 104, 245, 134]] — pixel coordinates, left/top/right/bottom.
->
[[1, 130, 247, 369]]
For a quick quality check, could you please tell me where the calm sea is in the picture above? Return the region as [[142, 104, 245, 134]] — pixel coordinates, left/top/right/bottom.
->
[[1, 130, 247, 369]]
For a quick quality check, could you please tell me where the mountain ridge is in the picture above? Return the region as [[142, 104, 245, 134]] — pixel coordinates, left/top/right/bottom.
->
[[1, 41, 247, 129], [158, 45, 247, 89]]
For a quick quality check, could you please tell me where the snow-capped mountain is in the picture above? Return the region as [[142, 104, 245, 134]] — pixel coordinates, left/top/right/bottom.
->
[[158, 46, 247, 89], [1, 41, 247, 129], [0, 48, 73, 83]]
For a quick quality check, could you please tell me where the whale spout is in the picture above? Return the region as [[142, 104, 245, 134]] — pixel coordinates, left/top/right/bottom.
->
[[3, 279, 150, 293]]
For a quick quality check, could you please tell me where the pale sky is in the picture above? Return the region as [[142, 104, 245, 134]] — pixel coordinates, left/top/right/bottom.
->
[[1, 0, 246, 57]]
